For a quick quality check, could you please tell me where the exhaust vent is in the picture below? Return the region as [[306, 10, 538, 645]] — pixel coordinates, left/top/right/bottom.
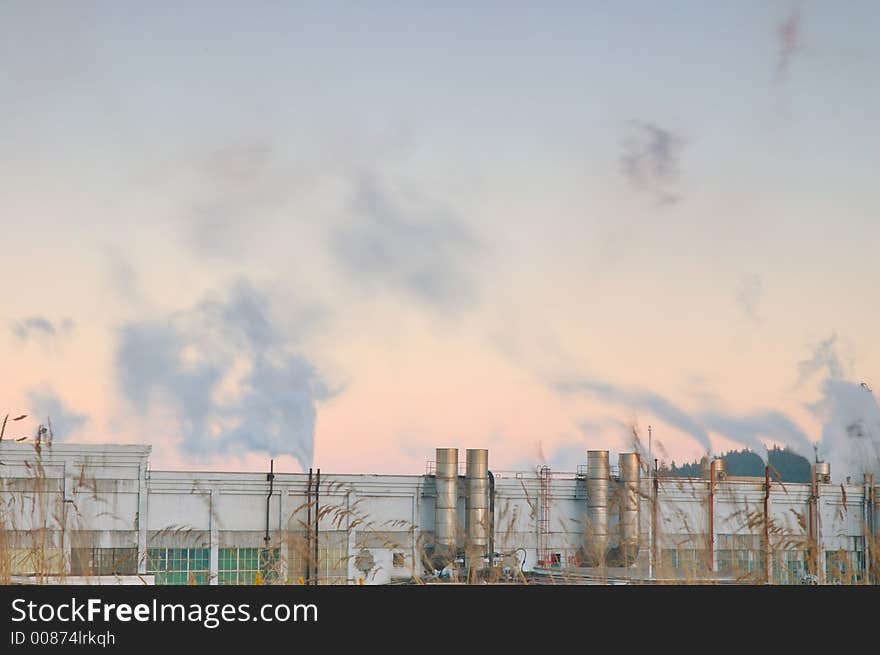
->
[[585, 450, 609, 564], [434, 448, 458, 550], [465, 449, 489, 554]]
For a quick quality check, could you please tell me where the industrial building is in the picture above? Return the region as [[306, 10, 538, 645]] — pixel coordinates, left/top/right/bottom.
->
[[0, 442, 876, 584]]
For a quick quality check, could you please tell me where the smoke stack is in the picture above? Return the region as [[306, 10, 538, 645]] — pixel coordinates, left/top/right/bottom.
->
[[434, 448, 459, 551], [618, 453, 640, 565], [465, 449, 490, 555], [586, 450, 610, 564]]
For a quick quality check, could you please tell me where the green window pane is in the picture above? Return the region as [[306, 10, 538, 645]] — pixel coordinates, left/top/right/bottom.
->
[[218, 572, 237, 585], [218, 549, 235, 570], [167, 572, 187, 585]]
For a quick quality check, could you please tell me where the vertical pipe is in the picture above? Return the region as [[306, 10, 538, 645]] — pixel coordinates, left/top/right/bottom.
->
[[865, 474, 874, 584], [264, 460, 275, 548], [763, 465, 771, 584], [306, 468, 312, 585], [652, 458, 659, 577], [807, 464, 819, 577], [708, 460, 715, 574], [488, 471, 495, 569], [314, 468, 320, 585]]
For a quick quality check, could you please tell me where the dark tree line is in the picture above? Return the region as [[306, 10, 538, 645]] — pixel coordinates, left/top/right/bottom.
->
[[668, 446, 811, 482]]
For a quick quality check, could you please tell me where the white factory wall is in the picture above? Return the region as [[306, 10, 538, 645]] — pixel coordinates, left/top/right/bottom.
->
[[1, 443, 877, 583]]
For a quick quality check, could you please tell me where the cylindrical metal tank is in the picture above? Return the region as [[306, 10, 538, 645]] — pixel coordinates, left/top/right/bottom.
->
[[618, 453, 640, 547], [712, 458, 726, 480], [465, 449, 490, 553], [435, 448, 459, 548], [586, 450, 610, 558], [815, 461, 831, 484]]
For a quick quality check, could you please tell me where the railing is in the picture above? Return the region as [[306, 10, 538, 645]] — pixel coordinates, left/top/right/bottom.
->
[[424, 463, 580, 479], [576, 464, 620, 479]]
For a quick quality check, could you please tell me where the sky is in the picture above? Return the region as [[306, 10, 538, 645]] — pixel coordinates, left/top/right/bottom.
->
[[2, 1, 879, 478]]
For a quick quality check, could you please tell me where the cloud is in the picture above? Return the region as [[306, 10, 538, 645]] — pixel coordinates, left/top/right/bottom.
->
[[27, 388, 88, 441], [115, 280, 332, 470], [776, 6, 802, 82], [620, 121, 684, 205], [204, 142, 273, 187], [795, 333, 844, 386], [181, 140, 280, 259], [796, 335, 880, 479], [811, 378, 880, 480], [557, 376, 815, 461], [699, 409, 812, 461], [736, 274, 763, 323], [556, 377, 712, 453], [11, 316, 74, 341], [328, 173, 483, 312]]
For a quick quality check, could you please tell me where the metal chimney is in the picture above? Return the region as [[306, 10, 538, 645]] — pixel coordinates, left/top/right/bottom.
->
[[618, 453, 640, 549], [434, 448, 459, 549], [465, 449, 490, 555], [586, 450, 610, 562]]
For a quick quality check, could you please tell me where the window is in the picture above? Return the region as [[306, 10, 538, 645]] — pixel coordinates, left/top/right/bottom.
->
[[218, 548, 281, 585], [147, 548, 209, 585], [288, 530, 348, 584], [71, 548, 137, 576], [772, 551, 806, 585], [716, 534, 762, 579], [825, 538, 865, 584], [660, 548, 708, 577]]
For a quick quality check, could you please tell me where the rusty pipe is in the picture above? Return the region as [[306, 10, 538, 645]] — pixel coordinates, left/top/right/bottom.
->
[[708, 460, 715, 573], [763, 465, 771, 584], [651, 458, 659, 574]]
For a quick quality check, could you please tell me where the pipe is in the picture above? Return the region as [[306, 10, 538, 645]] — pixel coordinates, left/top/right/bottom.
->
[[306, 468, 312, 585], [264, 459, 275, 549], [763, 465, 771, 584], [314, 468, 320, 585], [708, 459, 715, 573], [865, 474, 874, 584], [651, 458, 659, 575], [808, 463, 822, 583], [488, 470, 495, 569]]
